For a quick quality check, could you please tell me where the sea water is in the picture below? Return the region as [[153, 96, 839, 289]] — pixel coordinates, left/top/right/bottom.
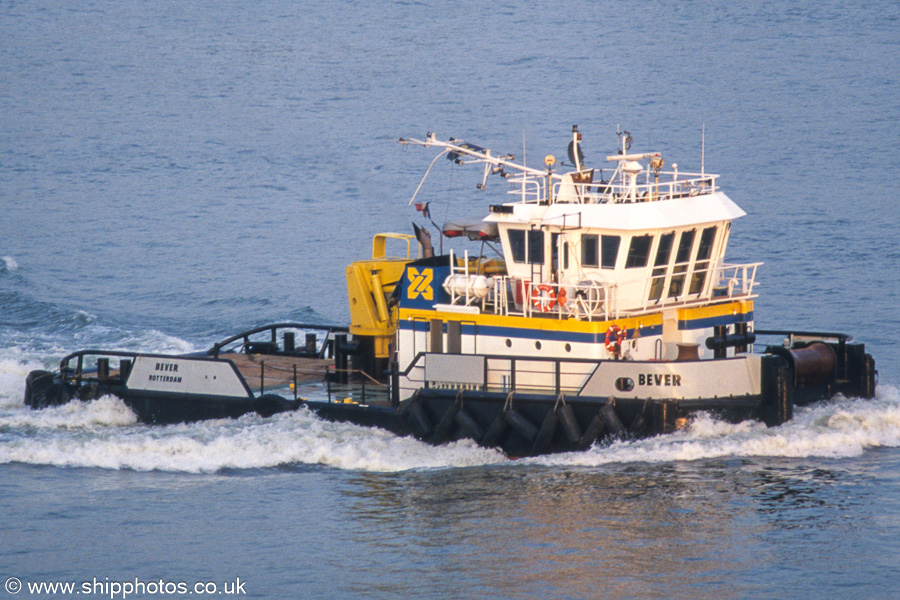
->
[[1, 1, 899, 598]]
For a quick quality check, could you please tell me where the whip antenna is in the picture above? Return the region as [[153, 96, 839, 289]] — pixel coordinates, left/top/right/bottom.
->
[[701, 123, 706, 178]]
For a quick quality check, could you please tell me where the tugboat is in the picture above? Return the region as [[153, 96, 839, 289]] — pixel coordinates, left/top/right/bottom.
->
[[24, 127, 877, 456]]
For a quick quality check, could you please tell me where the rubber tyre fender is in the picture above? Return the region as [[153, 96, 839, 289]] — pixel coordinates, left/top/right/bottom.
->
[[577, 412, 607, 450], [530, 409, 559, 455], [504, 409, 539, 442], [481, 413, 508, 448], [430, 404, 459, 445], [24, 370, 53, 409], [599, 402, 625, 435], [454, 408, 485, 442], [404, 395, 433, 439], [254, 394, 295, 418], [557, 403, 582, 444], [35, 382, 72, 409]]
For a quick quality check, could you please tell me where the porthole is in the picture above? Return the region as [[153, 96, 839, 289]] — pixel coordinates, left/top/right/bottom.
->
[[505, 339, 512, 348], [535, 341, 542, 350], [615, 377, 635, 392], [565, 343, 572, 352]]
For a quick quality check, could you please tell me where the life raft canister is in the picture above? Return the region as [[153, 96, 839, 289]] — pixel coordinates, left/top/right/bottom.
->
[[605, 324, 626, 353], [531, 283, 566, 312]]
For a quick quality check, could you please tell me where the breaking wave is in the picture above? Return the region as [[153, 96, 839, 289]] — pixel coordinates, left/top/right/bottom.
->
[[534, 385, 900, 467], [0, 381, 898, 474], [0, 399, 505, 473], [1, 308, 897, 473]]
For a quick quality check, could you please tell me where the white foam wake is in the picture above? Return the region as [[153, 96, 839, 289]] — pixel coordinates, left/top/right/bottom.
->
[[1, 374, 898, 473], [0, 335, 198, 409], [0, 394, 138, 430], [0, 401, 505, 473], [535, 385, 900, 467], [0, 353, 49, 409]]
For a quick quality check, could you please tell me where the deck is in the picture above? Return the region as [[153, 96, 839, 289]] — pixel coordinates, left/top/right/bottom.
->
[[221, 352, 334, 393]]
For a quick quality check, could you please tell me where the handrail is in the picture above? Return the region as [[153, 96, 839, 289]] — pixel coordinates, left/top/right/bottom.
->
[[58, 349, 218, 386], [373, 233, 419, 260], [59, 350, 141, 381], [753, 329, 852, 342], [399, 350, 615, 378], [551, 173, 718, 205], [208, 322, 349, 358], [504, 176, 544, 203], [324, 365, 389, 405], [398, 351, 601, 396], [442, 261, 759, 321]]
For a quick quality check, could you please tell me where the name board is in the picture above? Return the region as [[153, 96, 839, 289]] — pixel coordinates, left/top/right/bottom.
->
[[126, 356, 251, 398]]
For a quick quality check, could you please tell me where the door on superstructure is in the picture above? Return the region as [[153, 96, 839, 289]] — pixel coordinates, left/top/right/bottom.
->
[[551, 232, 567, 282], [528, 228, 545, 283]]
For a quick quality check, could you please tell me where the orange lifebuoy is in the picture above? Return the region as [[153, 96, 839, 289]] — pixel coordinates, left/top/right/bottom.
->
[[605, 325, 626, 353], [531, 283, 557, 312]]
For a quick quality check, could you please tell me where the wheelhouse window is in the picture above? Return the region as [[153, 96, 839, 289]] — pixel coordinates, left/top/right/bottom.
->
[[654, 232, 675, 267], [625, 235, 653, 268], [675, 229, 696, 263], [582, 233, 620, 269], [696, 226, 716, 260], [601, 235, 620, 269], [582, 234, 599, 268], [508, 230, 526, 263], [648, 232, 675, 301], [668, 229, 696, 298], [689, 226, 717, 294]]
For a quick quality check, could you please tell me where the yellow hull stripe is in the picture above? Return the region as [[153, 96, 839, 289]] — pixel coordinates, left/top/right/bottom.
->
[[398, 299, 753, 335]]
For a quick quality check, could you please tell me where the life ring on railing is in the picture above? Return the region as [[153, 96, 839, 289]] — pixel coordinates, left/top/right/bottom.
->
[[605, 325, 626, 354], [531, 283, 557, 312]]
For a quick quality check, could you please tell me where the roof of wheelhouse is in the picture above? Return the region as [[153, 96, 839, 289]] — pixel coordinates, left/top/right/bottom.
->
[[401, 126, 748, 233], [484, 192, 745, 231]]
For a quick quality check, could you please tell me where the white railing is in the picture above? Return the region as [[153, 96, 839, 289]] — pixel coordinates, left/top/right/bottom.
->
[[442, 261, 760, 321], [714, 263, 761, 297], [498, 278, 617, 321], [631, 261, 762, 314], [479, 169, 718, 206], [400, 352, 601, 396], [504, 175, 545, 204], [552, 171, 718, 205]]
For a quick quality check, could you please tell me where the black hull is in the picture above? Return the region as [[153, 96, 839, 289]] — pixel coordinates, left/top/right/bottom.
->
[[123, 392, 258, 424], [391, 390, 760, 457], [23, 377, 298, 425], [292, 365, 868, 457], [20, 372, 873, 457], [22, 328, 877, 457]]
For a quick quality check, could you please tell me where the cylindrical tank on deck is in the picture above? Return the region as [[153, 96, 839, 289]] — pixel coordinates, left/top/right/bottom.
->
[[442, 274, 494, 299]]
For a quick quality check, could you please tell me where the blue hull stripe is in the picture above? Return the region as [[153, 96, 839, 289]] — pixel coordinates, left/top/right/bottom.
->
[[398, 312, 753, 344], [681, 312, 754, 330]]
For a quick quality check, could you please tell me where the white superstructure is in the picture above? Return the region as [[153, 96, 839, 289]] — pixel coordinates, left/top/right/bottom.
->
[[393, 127, 759, 400]]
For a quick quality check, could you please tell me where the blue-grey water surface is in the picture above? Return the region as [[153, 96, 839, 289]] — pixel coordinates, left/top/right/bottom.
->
[[2, 1, 899, 598]]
